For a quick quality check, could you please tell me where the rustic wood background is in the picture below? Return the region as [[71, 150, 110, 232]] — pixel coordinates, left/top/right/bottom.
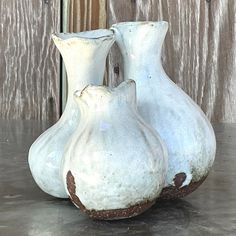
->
[[0, 0, 61, 121], [1, 0, 235, 123], [65, 0, 107, 32]]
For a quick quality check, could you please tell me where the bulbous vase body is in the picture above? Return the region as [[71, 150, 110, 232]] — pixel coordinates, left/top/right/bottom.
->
[[111, 22, 216, 199], [28, 30, 115, 198], [62, 80, 167, 220]]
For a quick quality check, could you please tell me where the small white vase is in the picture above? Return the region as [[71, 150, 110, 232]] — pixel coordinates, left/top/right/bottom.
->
[[111, 21, 216, 199], [28, 29, 115, 198], [62, 80, 167, 220]]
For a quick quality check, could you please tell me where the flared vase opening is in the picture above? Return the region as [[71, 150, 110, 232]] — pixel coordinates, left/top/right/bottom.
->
[[51, 29, 115, 96], [52, 29, 114, 43], [111, 21, 168, 30], [111, 21, 168, 60]]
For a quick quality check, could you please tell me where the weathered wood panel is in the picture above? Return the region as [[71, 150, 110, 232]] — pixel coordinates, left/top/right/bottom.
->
[[0, 0, 61, 121], [108, 0, 236, 123], [65, 0, 107, 32]]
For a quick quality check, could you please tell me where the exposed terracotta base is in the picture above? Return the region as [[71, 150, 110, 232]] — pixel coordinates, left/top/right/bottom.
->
[[66, 171, 156, 220], [159, 175, 208, 200]]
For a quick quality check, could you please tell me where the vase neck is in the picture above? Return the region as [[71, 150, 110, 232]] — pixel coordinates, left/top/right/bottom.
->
[[65, 61, 105, 98], [111, 21, 168, 78], [52, 30, 115, 101]]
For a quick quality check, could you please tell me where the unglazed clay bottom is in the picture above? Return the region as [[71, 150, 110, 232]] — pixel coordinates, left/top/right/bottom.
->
[[66, 171, 156, 220], [159, 174, 208, 200]]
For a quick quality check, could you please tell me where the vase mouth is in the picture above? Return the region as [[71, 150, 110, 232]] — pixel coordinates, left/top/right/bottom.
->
[[74, 80, 136, 102], [111, 21, 168, 29], [52, 29, 114, 42]]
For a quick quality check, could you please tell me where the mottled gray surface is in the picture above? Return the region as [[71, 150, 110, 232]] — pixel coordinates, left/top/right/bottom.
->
[[0, 120, 235, 236]]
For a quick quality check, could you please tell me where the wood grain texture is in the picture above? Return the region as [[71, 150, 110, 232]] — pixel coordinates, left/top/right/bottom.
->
[[108, 0, 236, 123], [0, 0, 60, 121], [66, 0, 107, 32]]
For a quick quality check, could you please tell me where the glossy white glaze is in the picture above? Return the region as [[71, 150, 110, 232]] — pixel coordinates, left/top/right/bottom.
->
[[62, 80, 168, 210], [28, 29, 115, 198], [111, 22, 216, 189]]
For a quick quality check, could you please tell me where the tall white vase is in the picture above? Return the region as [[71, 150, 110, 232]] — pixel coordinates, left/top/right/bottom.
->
[[28, 29, 115, 198], [62, 80, 167, 220], [111, 21, 216, 199]]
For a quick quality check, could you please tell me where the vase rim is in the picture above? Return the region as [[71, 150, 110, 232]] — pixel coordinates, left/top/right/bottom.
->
[[74, 79, 135, 99], [52, 29, 114, 42], [111, 21, 168, 28]]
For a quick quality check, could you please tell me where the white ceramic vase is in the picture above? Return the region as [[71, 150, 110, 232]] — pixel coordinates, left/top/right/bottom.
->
[[62, 80, 167, 220], [111, 21, 216, 199], [28, 29, 115, 198]]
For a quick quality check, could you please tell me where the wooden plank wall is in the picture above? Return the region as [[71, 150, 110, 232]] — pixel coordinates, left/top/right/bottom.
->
[[0, 0, 61, 121], [108, 0, 236, 123], [66, 0, 107, 32]]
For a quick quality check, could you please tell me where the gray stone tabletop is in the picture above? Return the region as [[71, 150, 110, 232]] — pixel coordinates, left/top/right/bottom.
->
[[0, 120, 235, 236]]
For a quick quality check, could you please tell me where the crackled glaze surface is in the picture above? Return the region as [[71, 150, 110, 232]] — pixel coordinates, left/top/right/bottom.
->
[[62, 80, 167, 216], [28, 30, 115, 198], [111, 22, 216, 195]]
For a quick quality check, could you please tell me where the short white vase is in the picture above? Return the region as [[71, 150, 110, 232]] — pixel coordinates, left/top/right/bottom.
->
[[111, 21, 216, 199], [62, 80, 167, 220], [28, 29, 115, 198]]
